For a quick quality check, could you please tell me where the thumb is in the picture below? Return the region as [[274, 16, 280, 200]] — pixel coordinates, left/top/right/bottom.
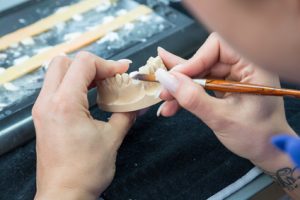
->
[[108, 112, 136, 147], [155, 69, 223, 121]]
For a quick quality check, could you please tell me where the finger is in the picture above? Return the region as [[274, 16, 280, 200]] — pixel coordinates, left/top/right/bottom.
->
[[158, 100, 180, 117], [59, 51, 130, 96], [157, 47, 186, 69], [40, 55, 71, 96], [172, 33, 240, 78], [207, 63, 232, 79], [159, 88, 175, 101], [108, 112, 136, 147], [171, 33, 221, 77], [155, 69, 225, 121]]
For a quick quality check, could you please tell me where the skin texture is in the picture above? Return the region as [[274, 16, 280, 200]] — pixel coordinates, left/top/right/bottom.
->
[[33, 52, 135, 200]]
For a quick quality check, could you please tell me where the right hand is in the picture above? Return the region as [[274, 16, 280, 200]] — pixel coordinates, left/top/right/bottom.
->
[[156, 33, 297, 170]]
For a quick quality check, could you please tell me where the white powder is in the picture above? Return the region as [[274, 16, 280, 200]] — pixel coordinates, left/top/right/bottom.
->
[[34, 46, 52, 54], [55, 22, 66, 31], [72, 14, 83, 22], [0, 67, 6, 74], [95, 2, 111, 12], [14, 56, 30, 65], [18, 18, 26, 24], [9, 43, 19, 48], [86, 26, 98, 31], [102, 16, 114, 24], [55, 6, 68, 14], [116, 9, 127, 16], [63, 32, 82, 41], [101, 32, 119, 42], [124, 23, 135, 31], [139, 15, 151, 22], [21, 37, 35, 46], [3, 83, 19, 91], [0, 53, 7, 60]]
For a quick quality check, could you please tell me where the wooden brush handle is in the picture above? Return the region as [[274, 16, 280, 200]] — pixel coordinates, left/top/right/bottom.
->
[[205, 79, 300, 98]]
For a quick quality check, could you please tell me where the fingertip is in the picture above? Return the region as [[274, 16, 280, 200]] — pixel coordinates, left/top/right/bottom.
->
[[159, 88, 174, 101], [156, 102, 165, 117], [160, 100, 180, 117], [157, 46, 166, 54], [157, 47, 186, 69], [106, 59, 131, 76]]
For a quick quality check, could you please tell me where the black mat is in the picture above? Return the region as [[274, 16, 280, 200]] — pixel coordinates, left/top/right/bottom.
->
[[1, 83, 300, 200]]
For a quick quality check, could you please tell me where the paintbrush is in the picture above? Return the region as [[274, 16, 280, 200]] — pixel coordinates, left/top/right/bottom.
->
[[131, 73, 300, 98]]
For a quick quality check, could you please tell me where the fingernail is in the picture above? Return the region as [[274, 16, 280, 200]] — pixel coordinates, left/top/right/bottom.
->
[[42, 59, 51, 70], [137, 108, 149, 117], [155, 68, 179, 93], [118, 59, 133, 64], [156, 102, 166, 117], [155, 87, 162, 99], [170, 64, 183, 72], [157, 46, 166, 53]]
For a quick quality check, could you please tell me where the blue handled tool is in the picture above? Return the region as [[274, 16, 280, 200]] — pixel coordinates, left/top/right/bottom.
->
[[272, 135, 300, 166]]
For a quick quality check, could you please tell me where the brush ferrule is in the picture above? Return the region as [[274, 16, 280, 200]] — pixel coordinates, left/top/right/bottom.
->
[[193, 79, 206, 86]]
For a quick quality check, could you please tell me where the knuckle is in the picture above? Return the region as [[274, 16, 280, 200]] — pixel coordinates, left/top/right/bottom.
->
[[32, 103, 43, 121], [50, 55, 70, 66], [75, 51, 94, 62], [210, 32, 218, 38], [179, 86, 200, 110], [50, 94, 73, 116], [212, 114, 234, 132]]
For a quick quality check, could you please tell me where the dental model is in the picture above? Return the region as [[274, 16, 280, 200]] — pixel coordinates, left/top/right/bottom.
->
[[97, 56, 166, 112]]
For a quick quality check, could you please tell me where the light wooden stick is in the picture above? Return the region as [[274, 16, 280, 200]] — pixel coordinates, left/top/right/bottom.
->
[[0, 5, 152, 85], [0, 0, 106, 50]]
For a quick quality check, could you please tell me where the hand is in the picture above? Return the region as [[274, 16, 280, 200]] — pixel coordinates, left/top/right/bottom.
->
[[156, 33, 297, 169], [32, 52, 135, 200]]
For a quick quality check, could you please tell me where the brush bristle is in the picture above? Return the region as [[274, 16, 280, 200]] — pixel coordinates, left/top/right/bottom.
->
[[132, 73, 157, 82]]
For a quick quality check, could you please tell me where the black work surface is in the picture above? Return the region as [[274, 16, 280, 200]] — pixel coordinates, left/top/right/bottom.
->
[[1, 87, 300, 200]]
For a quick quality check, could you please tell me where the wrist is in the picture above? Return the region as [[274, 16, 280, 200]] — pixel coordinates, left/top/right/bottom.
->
[[251, 125, 298, 171], [35, 187, 97, 200]]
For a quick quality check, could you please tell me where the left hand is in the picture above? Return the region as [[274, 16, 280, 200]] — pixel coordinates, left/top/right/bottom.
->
[[32, 52, 135, 200]]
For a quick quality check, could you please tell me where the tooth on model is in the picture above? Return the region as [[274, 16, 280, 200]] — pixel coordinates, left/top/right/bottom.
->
[[115, 74, 123, 86], [138, 66, 150, 74], [97, 56, 167, 112], [122, 73, 130, 85]]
